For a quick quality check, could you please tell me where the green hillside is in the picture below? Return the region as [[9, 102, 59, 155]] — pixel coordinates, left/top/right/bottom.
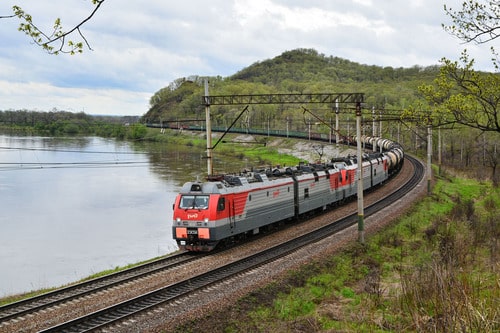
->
[[143, 48, 498, 184], [143, 48, 439, 125]]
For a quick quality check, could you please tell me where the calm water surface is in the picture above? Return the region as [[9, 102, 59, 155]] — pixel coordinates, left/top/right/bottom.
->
[[0, 134, 246, 297]]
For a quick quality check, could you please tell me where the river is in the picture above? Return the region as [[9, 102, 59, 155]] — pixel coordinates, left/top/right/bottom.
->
[[0, 133, 248, 297]]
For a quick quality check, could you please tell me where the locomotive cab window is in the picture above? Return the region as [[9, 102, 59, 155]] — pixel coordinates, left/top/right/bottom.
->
[[180, 195, 209, 209]]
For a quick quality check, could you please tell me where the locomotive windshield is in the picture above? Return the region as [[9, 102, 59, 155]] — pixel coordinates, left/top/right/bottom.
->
[[179, 195, 209, 209]]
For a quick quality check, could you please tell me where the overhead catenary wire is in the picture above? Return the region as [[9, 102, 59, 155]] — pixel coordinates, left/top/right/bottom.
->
[[0, 145, 150, 171], [0, 161, 150, 171], [0, 146, 147, 154]]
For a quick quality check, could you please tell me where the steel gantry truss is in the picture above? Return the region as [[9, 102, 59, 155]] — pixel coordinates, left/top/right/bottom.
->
[[201, 91, 365, 178], [201, 91, 365, 177], [202, 92, 364, 106], [201, 87, 366, 243]]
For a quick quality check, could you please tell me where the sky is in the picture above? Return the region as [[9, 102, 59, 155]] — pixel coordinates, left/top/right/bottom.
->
[[0, 0, 494, 116]]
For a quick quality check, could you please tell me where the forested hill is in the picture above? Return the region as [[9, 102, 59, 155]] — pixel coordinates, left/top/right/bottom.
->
[[143, 48, 440, 123], [230, 48, 438, 84]]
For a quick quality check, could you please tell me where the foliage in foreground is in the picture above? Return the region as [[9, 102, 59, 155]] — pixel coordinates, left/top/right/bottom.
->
[[175, 173, 499, 332]]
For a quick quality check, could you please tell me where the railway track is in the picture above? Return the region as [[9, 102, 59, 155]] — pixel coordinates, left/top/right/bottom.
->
[[24, 155, 424, 332], [0, 252, 205, 323]]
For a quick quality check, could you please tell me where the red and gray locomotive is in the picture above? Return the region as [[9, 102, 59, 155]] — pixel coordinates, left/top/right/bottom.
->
[[172, 137, 404, 251]]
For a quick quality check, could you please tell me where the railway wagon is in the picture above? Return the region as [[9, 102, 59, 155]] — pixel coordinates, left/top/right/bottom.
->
[[363, 153, 389, 189], [172, 137, 404, 251], [295, 167, 333, 214]]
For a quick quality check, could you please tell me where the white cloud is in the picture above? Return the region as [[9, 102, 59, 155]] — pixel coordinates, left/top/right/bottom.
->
[[234, 0, 393, 35], [0, 0, 495, 116], [0, 80, 150, 115]]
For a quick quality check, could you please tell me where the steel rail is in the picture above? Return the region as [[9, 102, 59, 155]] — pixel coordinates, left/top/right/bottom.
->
[[0, 252, 204, 323], [40, 155, 424, 332]]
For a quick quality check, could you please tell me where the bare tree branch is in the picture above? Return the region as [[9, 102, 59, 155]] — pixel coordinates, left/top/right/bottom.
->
[[6, 0, 105, 55], [443, 0, 500, 44]]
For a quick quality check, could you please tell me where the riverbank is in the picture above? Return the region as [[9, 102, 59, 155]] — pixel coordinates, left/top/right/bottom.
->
[[0, 130, 353, 305], [142, 127, 358, 167]]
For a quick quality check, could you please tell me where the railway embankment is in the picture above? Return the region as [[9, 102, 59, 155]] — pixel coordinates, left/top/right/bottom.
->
[[1, 130, 497, 332], [173, 169, 499, 332]]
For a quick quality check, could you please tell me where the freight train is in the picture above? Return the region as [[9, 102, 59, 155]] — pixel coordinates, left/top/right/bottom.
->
[[172, 136, 404, 251]]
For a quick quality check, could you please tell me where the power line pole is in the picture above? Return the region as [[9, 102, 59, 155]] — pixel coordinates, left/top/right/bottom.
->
[[204, 79, 213, 176], [356, 102, 365, 244], [427, 118, 432, 195], [335, 99, 340, 148], [372, 106, 377, 152]]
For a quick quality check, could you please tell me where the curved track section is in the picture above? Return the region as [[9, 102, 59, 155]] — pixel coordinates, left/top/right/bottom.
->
[[39, 155, 424, 332]]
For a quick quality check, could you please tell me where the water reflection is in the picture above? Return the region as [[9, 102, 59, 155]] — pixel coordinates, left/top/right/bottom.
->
[[0, 134, 253, 297]]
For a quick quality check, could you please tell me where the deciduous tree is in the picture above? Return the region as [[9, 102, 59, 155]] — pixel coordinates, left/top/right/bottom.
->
[[443, 0, 500, 45], [1, 0, 105, 55], [418, 51, 500, 132], [414, 1, 500, 133]]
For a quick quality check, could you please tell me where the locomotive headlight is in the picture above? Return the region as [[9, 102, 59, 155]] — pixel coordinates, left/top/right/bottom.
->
[[204, 217, 209, 223], [176, 217, 181, 224]]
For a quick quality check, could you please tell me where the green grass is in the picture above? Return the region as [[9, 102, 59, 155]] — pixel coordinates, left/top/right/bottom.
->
[[175, 169, 499, 332], [0, 255, 168, 307], [238, 146, 302, 166], [146, 128, 303, 166]]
